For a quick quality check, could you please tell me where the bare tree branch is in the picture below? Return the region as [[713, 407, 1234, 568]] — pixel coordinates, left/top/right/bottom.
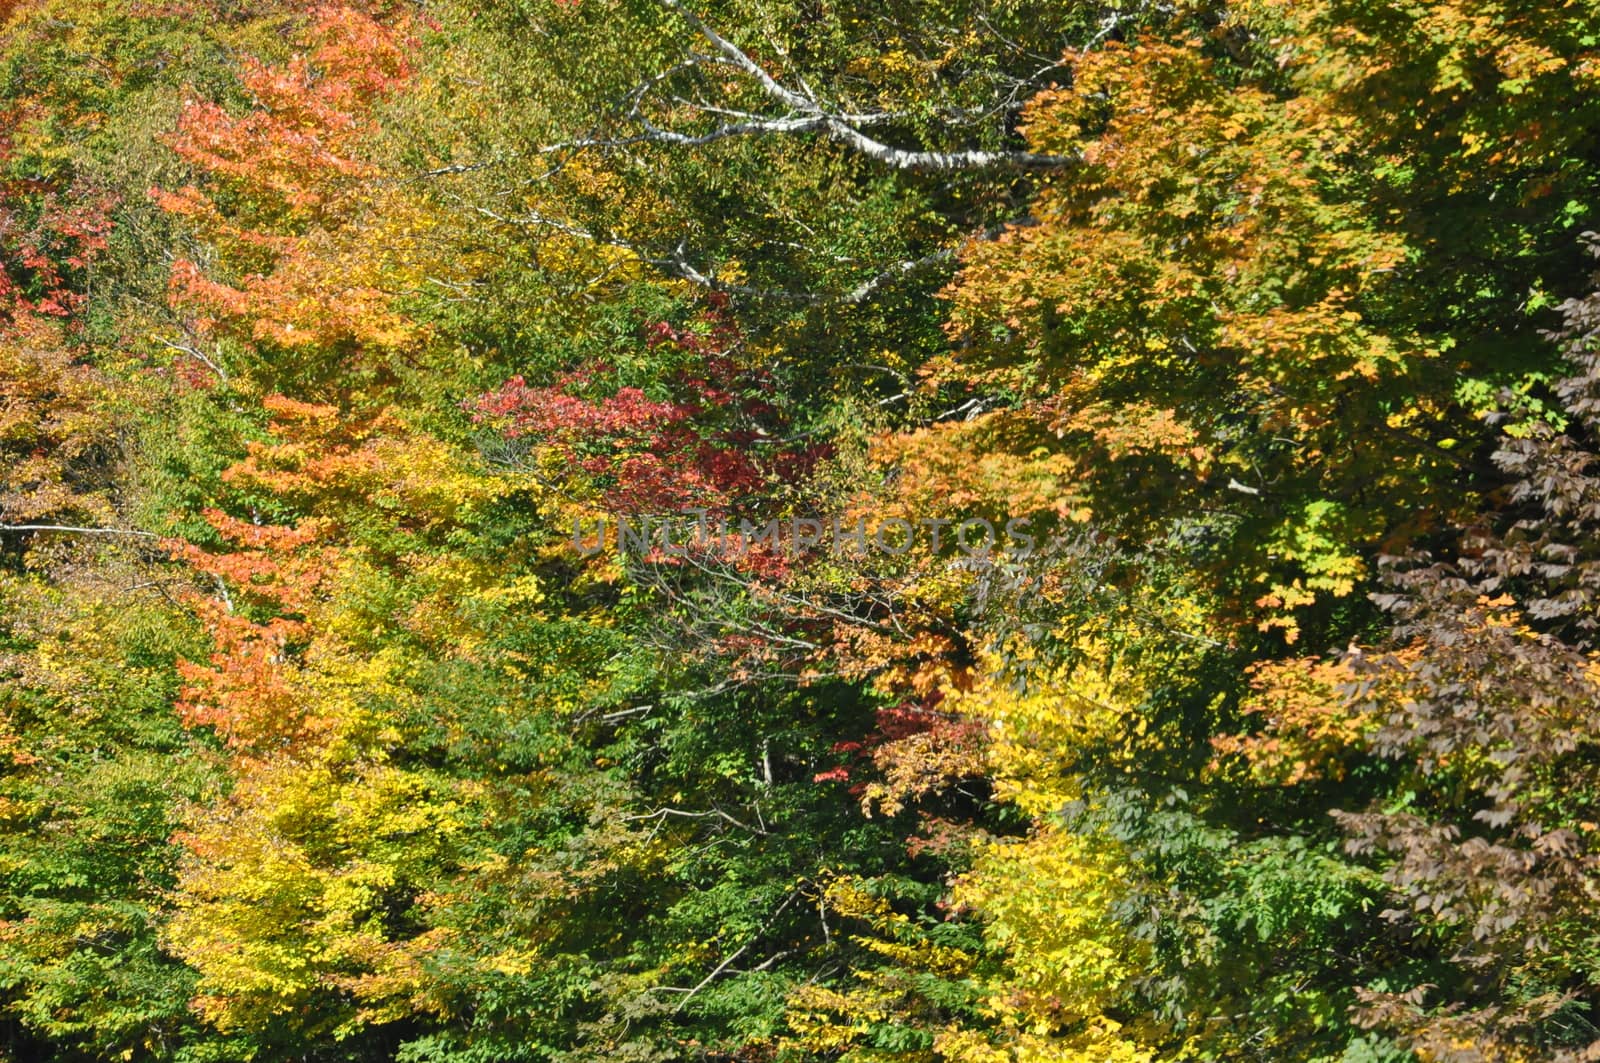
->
[[647, 889, 803, 1010], [651, 0, 1081, 172], [0, 524, 159, 538], [155, 335, 229, 385]]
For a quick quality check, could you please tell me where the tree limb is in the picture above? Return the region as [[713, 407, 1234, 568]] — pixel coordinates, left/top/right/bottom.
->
[[596, 0, 1085, 173], [0, 524, 159, 538]]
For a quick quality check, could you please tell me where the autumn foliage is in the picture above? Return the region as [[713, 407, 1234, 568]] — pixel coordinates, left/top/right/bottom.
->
[[2, 0, 1600, 1060]]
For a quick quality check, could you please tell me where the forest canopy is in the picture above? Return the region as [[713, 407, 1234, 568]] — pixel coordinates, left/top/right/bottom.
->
[[1, 0, 1599, 1060]]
